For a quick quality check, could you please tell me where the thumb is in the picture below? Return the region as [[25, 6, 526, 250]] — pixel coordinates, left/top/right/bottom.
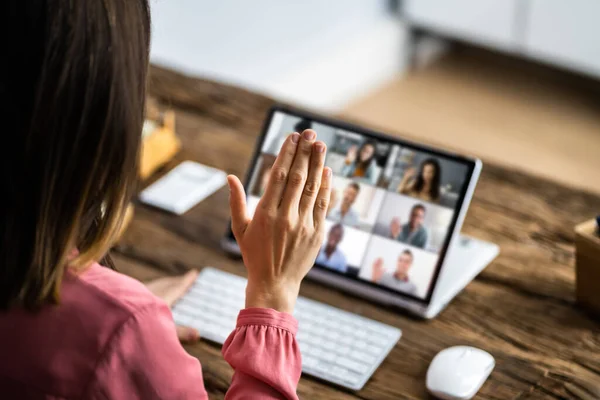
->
[[227, 175, 249, 239]]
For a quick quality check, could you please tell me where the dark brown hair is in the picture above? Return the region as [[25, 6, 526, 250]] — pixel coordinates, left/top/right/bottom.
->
[[0, 1, 151, 310], [356, 141, 376, 171], [411, 204, 426, 214], [400, 249, 414, 260], [413, 158, 441, 200], [348, 182, 361, 193]]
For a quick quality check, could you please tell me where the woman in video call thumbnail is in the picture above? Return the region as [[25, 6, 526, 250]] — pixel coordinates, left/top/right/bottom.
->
[[398, 157, 441, 203], [341, 141, 378, 184]]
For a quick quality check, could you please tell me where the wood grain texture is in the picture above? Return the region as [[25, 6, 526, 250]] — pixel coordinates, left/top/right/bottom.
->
[[112, 65, 600, 399]]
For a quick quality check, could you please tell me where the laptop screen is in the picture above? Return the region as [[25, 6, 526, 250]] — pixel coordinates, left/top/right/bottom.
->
[[236, 107, 476, 303]]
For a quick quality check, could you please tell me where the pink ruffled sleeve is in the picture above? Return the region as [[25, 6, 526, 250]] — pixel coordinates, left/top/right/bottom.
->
[[222, 308, 302, 400]]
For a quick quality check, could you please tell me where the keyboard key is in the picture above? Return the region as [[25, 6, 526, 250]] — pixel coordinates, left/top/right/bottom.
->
[[370, 335, 393, 348], [299, 322, 314, 333], [177, 302, 199, 314], [322, 341, 336, 351], [351, 350, 377, 364], [354, 329, 368, 339], [313, 361, 332, 376], [354, 340, 367, 349], [327, 331, 341, 341], [340, 324, 354, 334], [311, 325, 326, 336], [331, 366, 350, 380], [298, 342, 309, 355], [336, 357, 370, 374], [308, 347, 322, 358], [304, 346, 319, 357], [304, 334, 321, 346], [339, 336, 354, 346], [303, 355, 318, 369], [320, 352, 337, 363], [342, 371, 363, 386], [366, 344, 383, 355], [172, 314, 190, 326], [366, 323, 393, 335]]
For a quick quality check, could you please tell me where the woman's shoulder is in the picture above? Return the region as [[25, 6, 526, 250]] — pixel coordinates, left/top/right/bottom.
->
[[65, 262, 162, 316]]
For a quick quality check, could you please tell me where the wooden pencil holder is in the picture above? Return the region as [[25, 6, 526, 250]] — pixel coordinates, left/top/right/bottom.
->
[[575, 219, 600, 315], [140, 109, 181, 181], [116, 101, 181, 243]]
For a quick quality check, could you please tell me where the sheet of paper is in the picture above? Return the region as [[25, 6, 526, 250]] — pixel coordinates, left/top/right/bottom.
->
[[139, 161, 227, 215]]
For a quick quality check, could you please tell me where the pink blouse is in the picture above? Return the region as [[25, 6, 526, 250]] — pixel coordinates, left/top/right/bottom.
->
[[0, 263, 302, 399]]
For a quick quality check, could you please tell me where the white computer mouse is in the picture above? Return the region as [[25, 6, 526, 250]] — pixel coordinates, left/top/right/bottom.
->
[[426, 346, 495, 400]]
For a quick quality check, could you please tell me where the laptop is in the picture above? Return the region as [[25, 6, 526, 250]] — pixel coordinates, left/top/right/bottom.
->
[[222, 105, 499, 319]]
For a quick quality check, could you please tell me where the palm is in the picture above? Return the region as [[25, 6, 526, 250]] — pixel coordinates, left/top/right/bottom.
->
[[404, 168, 416, 180], [347, 146, 358, 162], [372, 261, 385, 282]]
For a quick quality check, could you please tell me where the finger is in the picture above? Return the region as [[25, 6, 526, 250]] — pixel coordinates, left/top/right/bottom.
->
[[179, 269, 199, 291], [228, 175, 250, 239], [176, 325, 200, 343], [280, 129, 316, 214], [259, 133, 300, 212], [313, 167, 332, 227], [299, 141, 326, 219]]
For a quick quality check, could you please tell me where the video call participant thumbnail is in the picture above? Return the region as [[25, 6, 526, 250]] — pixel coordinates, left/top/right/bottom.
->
[[316, 223, 347, 273], [389, 204, 428, 249], [341, 141, 378, 185], [250, 154, 276, 197], [371, 250, 417, 296], [398, 158, 441, 203], [328, 182, 360, 227], [294, 118, 312, 133]]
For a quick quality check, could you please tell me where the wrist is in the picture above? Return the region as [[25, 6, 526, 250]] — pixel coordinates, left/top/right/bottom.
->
[[245, 281, 299, 314]]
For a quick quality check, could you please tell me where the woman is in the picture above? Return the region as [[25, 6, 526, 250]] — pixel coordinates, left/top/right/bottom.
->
[[341, 141, 378, 184], [398, 158, 442, 203], [0, 2, 331, 399]]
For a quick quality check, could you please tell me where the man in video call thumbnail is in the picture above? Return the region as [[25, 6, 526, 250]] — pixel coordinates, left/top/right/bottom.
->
[[316, 224, 348, 273], [372, 250, 417, 296], [329, 182, 360, 227], [390, 204, 428, 249]]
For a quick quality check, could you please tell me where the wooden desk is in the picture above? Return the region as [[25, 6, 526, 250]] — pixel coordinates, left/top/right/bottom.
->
[[113, 66, 600, 399]]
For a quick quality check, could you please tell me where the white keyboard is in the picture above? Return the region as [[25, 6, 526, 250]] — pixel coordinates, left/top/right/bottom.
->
[[171, 267, 401, 391]]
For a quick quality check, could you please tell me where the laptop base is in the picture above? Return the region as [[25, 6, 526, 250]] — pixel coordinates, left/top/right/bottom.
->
[[423, 235, 499, 319], [221, 234, 499, 320]]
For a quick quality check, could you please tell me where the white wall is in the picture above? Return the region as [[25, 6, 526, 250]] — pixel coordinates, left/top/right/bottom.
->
[[150, 0, 406, 111]]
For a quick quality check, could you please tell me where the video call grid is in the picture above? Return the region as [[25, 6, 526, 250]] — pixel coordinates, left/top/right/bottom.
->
[[248, 112, 470, 299]]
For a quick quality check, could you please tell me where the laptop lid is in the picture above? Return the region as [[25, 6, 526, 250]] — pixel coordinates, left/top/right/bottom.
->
[[225, 105, 480, 307]]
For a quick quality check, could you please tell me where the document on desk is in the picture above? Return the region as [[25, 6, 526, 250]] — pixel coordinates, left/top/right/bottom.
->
[[139, 161, 227, 215]]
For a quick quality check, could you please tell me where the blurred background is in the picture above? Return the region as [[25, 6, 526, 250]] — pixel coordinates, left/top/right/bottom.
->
[[150, 0, 600, 194]]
